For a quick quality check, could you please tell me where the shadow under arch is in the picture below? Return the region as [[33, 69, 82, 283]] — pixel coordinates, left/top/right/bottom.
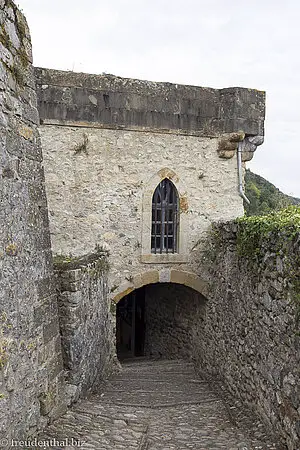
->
[[111, 269, 210, 304], [114, 272, 209, 360]]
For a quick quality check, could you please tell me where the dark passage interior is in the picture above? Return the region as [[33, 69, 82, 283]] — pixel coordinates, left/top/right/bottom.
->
[[116, 283, 206, 360], [116, 287, 146, 359]]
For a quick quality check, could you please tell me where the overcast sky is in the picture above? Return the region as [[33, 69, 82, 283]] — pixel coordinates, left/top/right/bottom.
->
[[16, 0, 300, 197]]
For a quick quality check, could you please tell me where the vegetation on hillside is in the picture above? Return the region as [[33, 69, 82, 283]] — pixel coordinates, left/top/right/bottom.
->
[[244, 169, 300, 216]]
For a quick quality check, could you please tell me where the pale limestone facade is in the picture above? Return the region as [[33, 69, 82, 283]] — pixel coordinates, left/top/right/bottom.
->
[[35, 68, 265, 302], [40, 125, 243, 299]]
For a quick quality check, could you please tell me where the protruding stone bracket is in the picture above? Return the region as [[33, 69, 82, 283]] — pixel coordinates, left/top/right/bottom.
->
[[240, 135, 264, 161], [217, 132, 245, 159], [217, 132, 264, 161]]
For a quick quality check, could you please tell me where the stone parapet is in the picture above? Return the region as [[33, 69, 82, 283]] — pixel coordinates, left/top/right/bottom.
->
[[34, 67, 265, 138]]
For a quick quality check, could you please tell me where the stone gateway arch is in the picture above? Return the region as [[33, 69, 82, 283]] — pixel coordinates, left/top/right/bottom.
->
[[3, 2, 300, 448], [35, 69, 265, 379]]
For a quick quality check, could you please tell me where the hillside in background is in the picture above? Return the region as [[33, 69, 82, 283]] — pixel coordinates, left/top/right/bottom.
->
[[244, 169, 300, 216]]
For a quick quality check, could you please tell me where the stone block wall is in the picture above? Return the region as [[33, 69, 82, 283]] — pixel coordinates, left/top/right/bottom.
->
[[34, 67, 265, 303], [0, 0, 65, 440], [38, 125, 245, 298], [34, 68, 265, 138], [54, 253, 117, 404], [194, 223, 300, 449], [144, 283, 206, 359]]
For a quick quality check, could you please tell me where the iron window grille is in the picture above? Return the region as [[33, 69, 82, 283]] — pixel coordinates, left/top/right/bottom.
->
[[151, 178, 179, 254]]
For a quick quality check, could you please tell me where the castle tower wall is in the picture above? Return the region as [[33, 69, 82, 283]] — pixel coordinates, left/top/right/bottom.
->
[[35, 68, 265, 297], [0, 1, 65, 440]]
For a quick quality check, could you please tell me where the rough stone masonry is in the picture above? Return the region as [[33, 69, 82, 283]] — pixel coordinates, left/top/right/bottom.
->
[[6, 0, 300, 448], [34, 67, 265, 303], [193, 222, 300, 450], [54, 252, 116, 405], [0, 1, 116, 442], [0, 0, 65, 441]]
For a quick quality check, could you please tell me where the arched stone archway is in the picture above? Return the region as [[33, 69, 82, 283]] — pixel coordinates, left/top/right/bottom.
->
[[111, 269, 210, 304], [113, 270, 210, 361]]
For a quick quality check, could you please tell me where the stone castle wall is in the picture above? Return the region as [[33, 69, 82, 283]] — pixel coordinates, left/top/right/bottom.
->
[[144, 283, 206, 359], [194, 223, 300, 449], [39, 125, 244, 296], [54, 253, 117, 404], [34, 68, 265, 301], [0, 1, 65, 440], [34, 67, 265, 138], [2, 2, 285, 445]]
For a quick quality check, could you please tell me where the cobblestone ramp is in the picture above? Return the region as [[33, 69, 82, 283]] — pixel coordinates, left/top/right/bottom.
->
[[42, 360, 282, 449]]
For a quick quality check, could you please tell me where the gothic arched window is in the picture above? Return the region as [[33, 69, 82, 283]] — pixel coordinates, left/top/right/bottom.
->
[[151, 178, 179, 254]]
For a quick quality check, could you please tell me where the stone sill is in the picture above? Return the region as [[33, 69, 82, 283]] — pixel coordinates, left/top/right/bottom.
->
[[141, 254, 188, 264]]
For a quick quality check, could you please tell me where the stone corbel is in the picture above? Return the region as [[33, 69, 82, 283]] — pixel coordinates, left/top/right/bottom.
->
[[217, 132, 245, 159], [240, 135, 264, 161], [217, 132, 264, 161]]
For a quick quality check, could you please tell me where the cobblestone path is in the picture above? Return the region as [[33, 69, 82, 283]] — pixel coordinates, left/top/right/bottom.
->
[[43, 360, 283, 449]]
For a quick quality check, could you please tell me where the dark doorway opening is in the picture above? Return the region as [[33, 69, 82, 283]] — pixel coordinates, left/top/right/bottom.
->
[[116, 286, 145, 360], [116, 283, 206, 362]]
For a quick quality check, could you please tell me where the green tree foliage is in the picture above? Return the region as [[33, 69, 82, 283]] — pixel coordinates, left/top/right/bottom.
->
[[244, 170, 300, 216]]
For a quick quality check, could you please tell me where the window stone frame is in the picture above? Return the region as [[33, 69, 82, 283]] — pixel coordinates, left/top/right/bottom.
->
[[141, 168, 188, 264]]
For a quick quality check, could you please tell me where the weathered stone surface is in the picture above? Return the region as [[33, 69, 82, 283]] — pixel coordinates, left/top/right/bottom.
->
[[54, 257, 117, 403], [194, 224, 300, 450], [40, 359, 282, 449], [34, 46, 266, 312], [0, 0, 65, 441], [4, 3, 295, 450], [35, 68, 265, 138], [217, 131, 245, 158], [144, 283, 206, 359], [39, 125, 245, 297]]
